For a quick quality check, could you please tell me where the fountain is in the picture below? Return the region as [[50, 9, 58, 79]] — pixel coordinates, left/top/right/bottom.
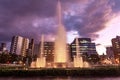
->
[[54, 0, 69, 68], [83, 61, 90, 68], [31, 0, 89, 69], [73, 37, 83, 68], [35, 35, 46, 68]]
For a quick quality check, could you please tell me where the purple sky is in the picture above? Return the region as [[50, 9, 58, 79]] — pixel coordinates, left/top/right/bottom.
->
[[0, 0, 120, 54]]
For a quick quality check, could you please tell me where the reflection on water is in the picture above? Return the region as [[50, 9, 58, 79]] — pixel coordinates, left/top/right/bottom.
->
[[0, 77, 120, 80]]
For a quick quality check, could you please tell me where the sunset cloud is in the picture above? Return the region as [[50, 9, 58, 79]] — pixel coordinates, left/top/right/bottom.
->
[[0, 0, 119, 43]]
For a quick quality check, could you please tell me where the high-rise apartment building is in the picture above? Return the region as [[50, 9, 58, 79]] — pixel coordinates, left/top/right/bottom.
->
[[27, 39, 34, 57], [0, 43, 7, 52], [21, 38, 29, 56], [42, 42, 54, 63], [106, 46, 114, 59], [112, 36, 120, 63], [10, 36, 29, 56], [33, 44, 40, 56]]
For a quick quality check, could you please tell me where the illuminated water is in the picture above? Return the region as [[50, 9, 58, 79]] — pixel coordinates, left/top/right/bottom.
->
[[54, 1, 68, 67], [1, 77, 120, 80], [35, 35, 46, 68], [73, 37, 83, 68]]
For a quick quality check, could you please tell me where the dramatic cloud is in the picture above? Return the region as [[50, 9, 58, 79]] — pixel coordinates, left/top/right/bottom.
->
[[0, 0, 57, 42], [110, 0, 120, 12], [64, 0, 113, 40], [0, 0, 120, 43]]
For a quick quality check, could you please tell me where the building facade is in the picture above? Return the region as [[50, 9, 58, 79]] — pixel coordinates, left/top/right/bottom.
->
[[27, 39, 34, 57], [112, 36, 120, 63], [33, 44, 40, 56], [21, 38, 29, 56], [0, 43, 7, 52], [70, 38, 99, 63], [106, 46, 114, 59], [42, 42, 54, 63], [10, 36, 29, 56]]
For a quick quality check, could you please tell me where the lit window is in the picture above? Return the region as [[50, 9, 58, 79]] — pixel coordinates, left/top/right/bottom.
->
[[72, 51, 76, 52], [72, 46, 76, 48], [72, 44, 76, 45], [80, 40, 89, 43]]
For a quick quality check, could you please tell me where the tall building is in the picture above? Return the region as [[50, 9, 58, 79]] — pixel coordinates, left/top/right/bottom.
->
[[70, 38, 98, 62], [106, 46, 114, 59], [10, 36, 29, 56], [27, 39, 34, 56], [42, 42, 54, 63], [112, 36, 120, 63], [0, 43, 9, 54], [33, 42, 54, 63], [21, 38, 29, 56], [33, 44, 40, 56], [0, 43, 7, 52]]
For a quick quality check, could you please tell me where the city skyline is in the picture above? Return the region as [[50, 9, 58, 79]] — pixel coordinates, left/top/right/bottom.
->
[[0, 0, 120, 55]]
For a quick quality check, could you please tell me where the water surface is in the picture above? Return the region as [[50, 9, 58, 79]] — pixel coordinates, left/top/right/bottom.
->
[[0, 77, 120, 80]]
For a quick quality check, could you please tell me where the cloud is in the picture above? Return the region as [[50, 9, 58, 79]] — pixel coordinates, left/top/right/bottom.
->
[[110, 0, 120, 12], [64, 0, 113, 40], [0, 0, 119, 43], [0, 0, 57, 42]]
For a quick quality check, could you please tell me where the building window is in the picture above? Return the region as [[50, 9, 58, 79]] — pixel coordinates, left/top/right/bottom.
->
[[72, 45, 76, 48], [80, 40, 89, 43], [72, 44, 76, 46]]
